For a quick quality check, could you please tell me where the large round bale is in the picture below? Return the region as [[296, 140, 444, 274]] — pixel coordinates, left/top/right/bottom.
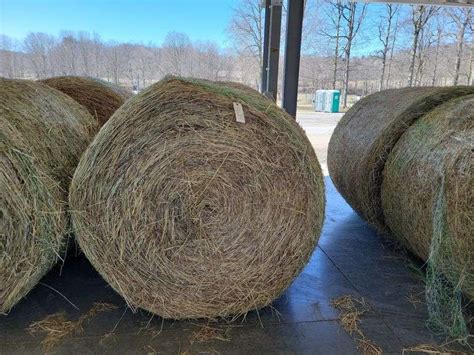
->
[[40, 76, 132, 127], [382, 95, 473, 300], [220, 81, 266, 99], [70, 77, 325, 319], [196, 79, 267, 102], [0, 78, 97, 313], [328, 87, 474, 229]]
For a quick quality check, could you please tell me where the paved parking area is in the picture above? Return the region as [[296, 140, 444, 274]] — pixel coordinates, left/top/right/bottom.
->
[[296, 111, 343, 175]]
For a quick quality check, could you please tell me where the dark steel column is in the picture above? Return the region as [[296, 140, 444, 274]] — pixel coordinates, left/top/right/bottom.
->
[[266, 0, 282, 101], [282, 0, 304, 117], [261, 0, 271, 93]]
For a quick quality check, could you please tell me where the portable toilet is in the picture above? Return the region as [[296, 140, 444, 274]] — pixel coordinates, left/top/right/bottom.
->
[[314, 90, 326, 112], [314, 90, 325, 112], [324, 90, 340, 113]]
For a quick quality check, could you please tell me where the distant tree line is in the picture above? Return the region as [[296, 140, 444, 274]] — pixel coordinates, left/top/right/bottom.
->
[[0, 31, 237, 89], [0, 1, 472, 106]]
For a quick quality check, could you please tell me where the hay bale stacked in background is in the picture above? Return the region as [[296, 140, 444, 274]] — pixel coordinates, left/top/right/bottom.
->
[[40, 76, 132, 127], [382, 95, 473, 315], [328, 87, 474, 337], [0, 78, 97, 313], [328, 87, 474, 230], [70, 77, 325, 319]]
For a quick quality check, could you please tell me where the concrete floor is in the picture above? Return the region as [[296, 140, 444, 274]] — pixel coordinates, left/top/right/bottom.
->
[[1, 112, 468, 354], [0, 177, 462, 355]]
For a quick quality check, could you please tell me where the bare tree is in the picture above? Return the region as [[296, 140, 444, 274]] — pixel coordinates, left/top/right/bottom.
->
[[468, 21, 474, 85], [340, 2, 367, 107], [378, 4, 399, 90], [431, 15, 448, 86], [414, 25, 436, 85], [228, 0, 264, 86], [320, 1, 344, 90], [57, 31, 78, 75], [447, 7, 473, 85], [385, 10, 401, 89], [77, 31, 92, 76], [0, 35, 19, 78], [408, 5, 438, 87], [135, 46, 156, 89], [104, 41, 125, 84], [468, 41, 474, 85], [91, 32, 104, 78], [23, 32, 56, 78], [161, 31, 192, 76], [193, 41, 226, 81]]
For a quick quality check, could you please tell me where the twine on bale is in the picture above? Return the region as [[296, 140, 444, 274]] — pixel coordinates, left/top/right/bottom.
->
[[328, 86, 474, 230], [70, 77, 325, 319], [382, 95, 474, 340], [40, 76, 132, 127], [0, 78, 97, 313]]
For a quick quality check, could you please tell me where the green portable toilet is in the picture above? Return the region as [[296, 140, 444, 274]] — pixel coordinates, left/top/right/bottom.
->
[[324, 90, 340, 113]]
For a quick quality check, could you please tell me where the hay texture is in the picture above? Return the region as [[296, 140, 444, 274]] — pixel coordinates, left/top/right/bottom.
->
[[220, 81, 266, 99], [328, 87, 474, 229], [70, 77, 324, 319], [382, 95, 473, 336], [0, 78, 97, 313], [40, 76, 132, 127]]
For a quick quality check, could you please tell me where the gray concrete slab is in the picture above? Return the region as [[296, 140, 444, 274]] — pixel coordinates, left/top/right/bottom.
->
[[0, 178, 467, 354]]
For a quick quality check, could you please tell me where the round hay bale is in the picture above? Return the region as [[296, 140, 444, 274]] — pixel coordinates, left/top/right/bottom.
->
[[382, 95, 473, 300], [0, 78, 97, 313], [70, 77, 324, 319], [192, 79, 267, 102], [220, 81, 266, 99], [328, 86, 474, 229], [40, 76, 132, 127]]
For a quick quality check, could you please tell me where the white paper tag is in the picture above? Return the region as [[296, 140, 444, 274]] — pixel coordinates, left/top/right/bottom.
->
[[233, 102, 245, 123]]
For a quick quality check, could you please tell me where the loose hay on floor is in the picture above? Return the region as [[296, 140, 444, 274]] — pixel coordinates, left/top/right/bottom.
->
[[382, 95, 474, 339], [402, 343, 466, 354], [40, 76, 132, 126], [70, 77, 325, 319], [331, 295, 382, 355], [189, 325, 231, 344], [28, 302, 117, 351], [0, 78, 97, 314], [328, 86, 474, 230]]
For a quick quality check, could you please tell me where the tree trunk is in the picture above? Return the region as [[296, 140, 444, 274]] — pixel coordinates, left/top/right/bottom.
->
[[431, 31, 441, 86], [468, 42, 474, 85], [385, 22, 398, 89], [343, 5, 356, 108], [379, 6, 395, 91], [408, 29, 420, 87], [343, 47, 351, 107], [453, 22, 467, 86], [332, 9, 342, 90]]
